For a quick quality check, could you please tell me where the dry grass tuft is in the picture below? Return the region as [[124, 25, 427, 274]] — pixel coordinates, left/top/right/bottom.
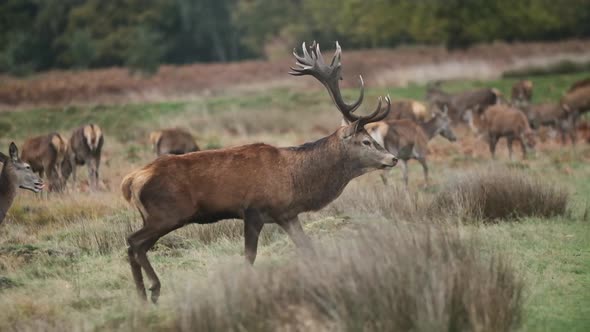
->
[[158, 223, 523, 332], [431, 166, 569, 222]]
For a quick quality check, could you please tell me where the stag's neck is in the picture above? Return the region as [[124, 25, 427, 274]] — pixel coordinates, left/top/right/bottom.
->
[[0, 162, 17, 225], [420, 118, 440, 140], [283, 133, 358, 212]]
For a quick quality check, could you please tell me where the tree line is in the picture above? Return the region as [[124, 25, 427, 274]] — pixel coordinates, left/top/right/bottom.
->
[[1, 0, 589, 75]]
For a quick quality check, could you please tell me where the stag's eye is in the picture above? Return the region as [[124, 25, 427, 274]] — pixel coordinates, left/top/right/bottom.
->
[[362, 140, 372, 146], [25, 165, 31, 170]]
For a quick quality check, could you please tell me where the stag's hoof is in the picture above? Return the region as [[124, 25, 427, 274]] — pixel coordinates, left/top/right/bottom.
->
[[149, 284, 160, 304]]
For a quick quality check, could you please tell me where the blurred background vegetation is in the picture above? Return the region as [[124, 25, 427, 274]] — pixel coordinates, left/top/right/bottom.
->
[[1, 0, 589, 75]]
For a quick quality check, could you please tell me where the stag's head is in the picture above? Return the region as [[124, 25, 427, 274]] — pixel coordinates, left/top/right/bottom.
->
[[0, 143, 44, 193], [290, 41, 397, 171]]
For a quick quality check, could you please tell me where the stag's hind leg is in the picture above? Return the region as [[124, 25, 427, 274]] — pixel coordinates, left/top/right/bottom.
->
[[128, 222, 182, 304], [417, 157, 429, 185]]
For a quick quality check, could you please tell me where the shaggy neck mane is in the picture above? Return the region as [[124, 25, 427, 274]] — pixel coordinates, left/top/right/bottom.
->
[[282, 131, 358, 212], [0, 161, 17, 224]]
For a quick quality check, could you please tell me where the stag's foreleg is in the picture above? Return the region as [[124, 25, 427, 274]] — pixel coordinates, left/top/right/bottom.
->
[[278, 216, 315, 257], [507, 137, 514, 161], [417, 157, 429, 185], [244, 209, 264, 264], [489, 134, 499, 158], [401, 160, 409, 188]]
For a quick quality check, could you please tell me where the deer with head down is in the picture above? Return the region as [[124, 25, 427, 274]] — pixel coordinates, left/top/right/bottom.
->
[[468, 105, 536, 160], [20, 132, 68, 192], [121, 41, 397, 303], [365, 106, 456, 187], [1, 143, 44, 225], [149, 128, 199, 156], [426, 83, 500, 124]]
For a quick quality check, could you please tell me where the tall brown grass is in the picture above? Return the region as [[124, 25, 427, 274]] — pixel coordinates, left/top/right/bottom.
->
[[431, 166, 569, 222], [156, 223, 523, 332]]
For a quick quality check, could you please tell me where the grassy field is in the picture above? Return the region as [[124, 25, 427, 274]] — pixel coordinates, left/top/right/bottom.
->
[[0, 71, 589, 331]]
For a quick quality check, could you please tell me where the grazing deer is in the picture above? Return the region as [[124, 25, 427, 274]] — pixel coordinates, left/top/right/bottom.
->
[[121, 41, 397, 303], [20, 132, 68, 192], [426, 84, 500, 123], [522, 103, 576, 145], [567, 77, 590, 93], [149, 128, 200, 156], [0, 143, 44, 225], [65, 124, 104, 190], [511, 80, 533, 108], [562, 83, 590, 116], [366, 108, 456, 187], [480, 105, 536, 160]]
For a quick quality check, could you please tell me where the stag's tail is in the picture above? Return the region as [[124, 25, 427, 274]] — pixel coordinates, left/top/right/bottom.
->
[[50, 134, 67, 163], [121, 168, 152, 219]]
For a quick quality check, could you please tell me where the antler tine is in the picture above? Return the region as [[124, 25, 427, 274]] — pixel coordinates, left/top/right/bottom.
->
[[357, 95, 391, 128], [289, 41, 364, 122]]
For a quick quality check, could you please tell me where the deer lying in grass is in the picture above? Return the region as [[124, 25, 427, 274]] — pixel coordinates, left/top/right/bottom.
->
[[511, 80, 533, 108], [21, 132, 68, 192], [474, 105, 536, 160], [121, 41, 397, 303], [365, 107, 456, 187], [149, 128, 200, 156], [64, 124, 104, 190], [0, 143, 44, 225]]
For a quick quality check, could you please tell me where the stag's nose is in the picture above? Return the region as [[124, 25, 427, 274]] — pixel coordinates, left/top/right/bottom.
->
[[381, 154, 398, 168]]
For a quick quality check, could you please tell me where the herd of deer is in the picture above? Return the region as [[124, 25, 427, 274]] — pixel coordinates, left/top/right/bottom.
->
[[1, 42, 589, 303]]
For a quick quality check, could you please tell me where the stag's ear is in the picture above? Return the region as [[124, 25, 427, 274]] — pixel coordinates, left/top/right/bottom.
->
[[9, 142, 19, 162], [0, 151, 7, 163], [341, 120, 361, 138]]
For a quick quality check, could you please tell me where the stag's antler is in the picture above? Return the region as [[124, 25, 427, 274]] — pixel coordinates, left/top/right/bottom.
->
[[290, 41, 390, 128]]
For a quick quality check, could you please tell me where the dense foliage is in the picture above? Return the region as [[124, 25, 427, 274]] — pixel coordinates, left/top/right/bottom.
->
[[1, 0, 589, 74]]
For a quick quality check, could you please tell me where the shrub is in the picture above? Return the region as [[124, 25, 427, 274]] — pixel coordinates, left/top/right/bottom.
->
[[431, 166, 568, 222], [155, 223, 523, 332]]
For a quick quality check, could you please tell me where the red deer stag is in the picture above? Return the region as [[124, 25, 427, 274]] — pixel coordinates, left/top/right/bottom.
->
[[511, 80, 533, 108], [149, 128, 199, 156], [365, 107, 456, 187], [121, 41, 397, 303], [21, 132, 68, 192], [65, 124, 104, 190], [1, 143, 44, 225], [480, 105, 536, 160]]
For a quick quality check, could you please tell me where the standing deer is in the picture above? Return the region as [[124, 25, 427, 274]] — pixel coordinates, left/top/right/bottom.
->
[[522, 103, 576, 145], [149, 128, 200, 156], [480, 105, 536, 160], [65, 124, 104, 190], [20, 132, 68, 192], [426, 84, 500, 123], [121, 42, 397, 303], [511, 80, 534, 108], [366, 107, 456, 187], [1, 143, 44, 225]]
